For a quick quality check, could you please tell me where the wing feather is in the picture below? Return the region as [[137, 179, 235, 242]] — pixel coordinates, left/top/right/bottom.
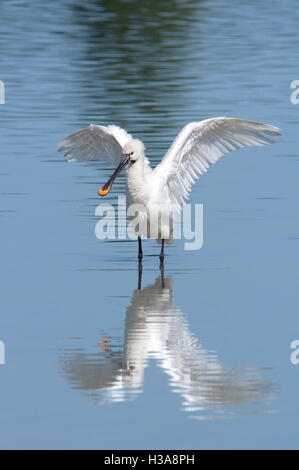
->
[[57, 124, 133, 164], [154, 118, 281, 211]]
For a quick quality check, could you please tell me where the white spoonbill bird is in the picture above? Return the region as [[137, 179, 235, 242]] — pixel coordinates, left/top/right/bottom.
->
[[57, 118, 280, 262]]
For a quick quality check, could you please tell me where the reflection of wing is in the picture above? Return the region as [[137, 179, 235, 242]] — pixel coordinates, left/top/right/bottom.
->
[[59, 277, 276, 416], [157, 314, 274, 414], [154, 118, 281, 211], [123, 277, 275, 416], [57, 124, 133, 163]]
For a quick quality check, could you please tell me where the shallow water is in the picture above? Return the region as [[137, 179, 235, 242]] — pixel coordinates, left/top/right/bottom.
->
[[0, 0, 299, 449]]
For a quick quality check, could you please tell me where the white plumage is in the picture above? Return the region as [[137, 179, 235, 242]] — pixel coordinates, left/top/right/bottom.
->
[[57, 124, 132, 164], [57, 117, 280, 259]]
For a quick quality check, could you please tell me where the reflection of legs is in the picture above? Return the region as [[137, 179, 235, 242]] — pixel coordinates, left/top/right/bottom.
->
[[138, 260, 143, 290], [138, 236, 143, 261], [160, 260, 165, 289]]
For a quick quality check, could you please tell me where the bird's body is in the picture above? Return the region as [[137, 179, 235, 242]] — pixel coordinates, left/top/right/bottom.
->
[[124, 143, 174, 243], [57, 117, 281, 261]]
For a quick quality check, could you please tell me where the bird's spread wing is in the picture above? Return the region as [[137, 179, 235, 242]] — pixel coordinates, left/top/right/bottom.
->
[[153, 117, 281, 211], [57, 124, 133, 164]]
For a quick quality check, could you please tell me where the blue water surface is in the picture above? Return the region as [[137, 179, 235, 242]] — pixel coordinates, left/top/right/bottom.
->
[[0, 0, 298, 449]]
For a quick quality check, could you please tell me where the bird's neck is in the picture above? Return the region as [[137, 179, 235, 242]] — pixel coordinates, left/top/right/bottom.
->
[[128, 155, 151, 179], [127, 156, 151, 203]]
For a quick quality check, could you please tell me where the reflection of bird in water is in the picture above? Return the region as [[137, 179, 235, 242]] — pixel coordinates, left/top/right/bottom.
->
[[59, 275, 276, 418], [57, 119, 280, 262]]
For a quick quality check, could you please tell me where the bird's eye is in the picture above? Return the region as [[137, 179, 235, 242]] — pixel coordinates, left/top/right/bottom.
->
[[130, 152, 134, 155]]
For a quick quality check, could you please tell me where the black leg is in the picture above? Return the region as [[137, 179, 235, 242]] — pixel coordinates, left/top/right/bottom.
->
[[159, 239, 165, 263], [159, 239, 165, 288], [138, 260, 143, 290], [138, 236, 143, 261]]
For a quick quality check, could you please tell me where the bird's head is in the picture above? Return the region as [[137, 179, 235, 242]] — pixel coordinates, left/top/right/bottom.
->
[[122, 139, 145, 163], [97, 139, 145, 196]]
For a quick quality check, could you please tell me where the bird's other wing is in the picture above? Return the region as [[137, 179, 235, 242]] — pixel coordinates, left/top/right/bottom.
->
[[153, 117, 281, 211], [57, 124, 133, 164]]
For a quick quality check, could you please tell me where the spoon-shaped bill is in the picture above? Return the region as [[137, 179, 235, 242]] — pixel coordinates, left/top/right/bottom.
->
[[98, 154, 130, 196]]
